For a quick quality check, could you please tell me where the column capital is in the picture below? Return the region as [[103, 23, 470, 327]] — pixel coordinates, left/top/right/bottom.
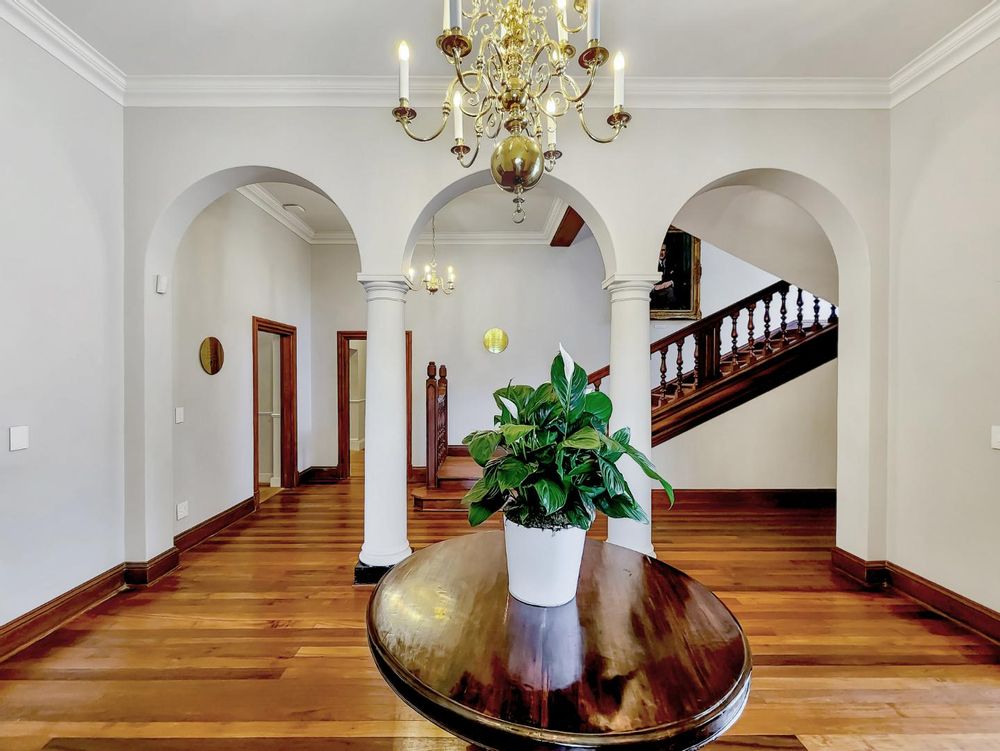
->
[[603, 273, 660, 302], [357, 273, 414, 301]]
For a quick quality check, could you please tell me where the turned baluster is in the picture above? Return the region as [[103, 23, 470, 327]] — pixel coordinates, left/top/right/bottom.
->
[[693, 337, 701, 387], [675, 338, 685, 399], [796, 288, 805, 336], [813, 295, 822, 331], [762, 293, 773, 355], [829, 304, 838, 324], [730, 312, 740, 372], [746, 302, 756, 363], [779, 288, 789, 346], [659, 349, 668, 396], [593, 377, 602, 392]]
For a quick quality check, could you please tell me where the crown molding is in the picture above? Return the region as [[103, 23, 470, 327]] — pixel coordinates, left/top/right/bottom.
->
[[890, 0, 1000, 107], [125, 73, 892, 110], [239, 184, 570, 247], [0, 0, 125, 103]]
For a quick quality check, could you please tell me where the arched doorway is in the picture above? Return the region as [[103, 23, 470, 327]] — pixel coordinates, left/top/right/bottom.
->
[[127, 166, 361, 569]]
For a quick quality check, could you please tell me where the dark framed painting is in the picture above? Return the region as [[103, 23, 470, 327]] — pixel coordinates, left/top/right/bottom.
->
[[651, 226, 702, 320]]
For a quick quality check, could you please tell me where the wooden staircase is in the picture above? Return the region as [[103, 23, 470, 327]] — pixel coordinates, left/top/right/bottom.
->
[[413, 280, 838, 510]]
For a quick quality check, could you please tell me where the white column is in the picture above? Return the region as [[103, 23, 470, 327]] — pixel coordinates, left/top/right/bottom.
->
[[358, 275, 413, 567], [604, 274, 660, 557]]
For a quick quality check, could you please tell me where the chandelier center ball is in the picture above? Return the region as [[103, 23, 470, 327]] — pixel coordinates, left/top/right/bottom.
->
[[490, 135, 544, 194]]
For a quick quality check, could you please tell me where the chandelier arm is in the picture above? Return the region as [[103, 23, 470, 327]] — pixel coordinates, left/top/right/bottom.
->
[[556, 5, 588, 36], [456, 134, 483, 168], [576, 103, 626, 144], [451, 56, 485, 97], [398, 104, 453, 143], [560, 65, 599, 104]]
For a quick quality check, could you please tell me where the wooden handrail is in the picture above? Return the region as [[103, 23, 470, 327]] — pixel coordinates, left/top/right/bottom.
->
[[589, 280, 835, 397]]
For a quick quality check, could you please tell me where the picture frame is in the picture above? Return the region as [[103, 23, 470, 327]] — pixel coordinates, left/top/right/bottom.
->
[[650, 226, 702, 321]]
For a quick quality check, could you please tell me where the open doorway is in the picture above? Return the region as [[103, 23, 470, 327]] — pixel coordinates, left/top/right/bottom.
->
[[253, 317, 298, 505], [337, 331, 413, 480]]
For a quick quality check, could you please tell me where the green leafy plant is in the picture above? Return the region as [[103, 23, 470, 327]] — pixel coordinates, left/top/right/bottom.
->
[[462, 347, 674, 530]]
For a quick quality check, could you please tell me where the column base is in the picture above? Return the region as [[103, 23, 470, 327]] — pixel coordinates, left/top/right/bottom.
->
[[354, 560, 395, 585]]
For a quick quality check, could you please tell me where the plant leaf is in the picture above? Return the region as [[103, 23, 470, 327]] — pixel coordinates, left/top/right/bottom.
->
[[462, 476, 494, 506], [468, 431, 502, 466], [496, 457, 534, 491], [583, 391, 613, 423], [499, 424, 535, 444], [525, 383, 557, 416], [533, 477, 568, 514], [599, 458, 627, 498], [468, 501, 497, 527], [562, 427, 602, 451]]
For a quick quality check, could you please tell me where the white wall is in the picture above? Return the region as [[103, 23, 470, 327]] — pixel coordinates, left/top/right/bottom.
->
[[889, 39, 1000, 610], [654, 362, 838, 489], [0, 23, 124, 624], [172, 190, 313, 533]]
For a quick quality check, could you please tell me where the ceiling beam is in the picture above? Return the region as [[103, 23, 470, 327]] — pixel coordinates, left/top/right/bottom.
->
[[550, 206, 586, 247]]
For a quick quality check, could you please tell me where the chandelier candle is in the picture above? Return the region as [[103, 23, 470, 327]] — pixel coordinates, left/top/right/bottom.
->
[[614, 52, 625, 108], [392, 0, 631, 222], [397, 42, 409, 101]]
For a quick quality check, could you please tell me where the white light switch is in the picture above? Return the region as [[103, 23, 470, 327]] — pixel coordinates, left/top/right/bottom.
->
[[992, 426, 1000, 450], [175, 407, 184, 424], [9, 426, 29, 451], [176, 501, 189, 520]]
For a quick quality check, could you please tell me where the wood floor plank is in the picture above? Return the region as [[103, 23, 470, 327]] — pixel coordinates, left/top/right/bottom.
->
[[0, 481, 996, 750]]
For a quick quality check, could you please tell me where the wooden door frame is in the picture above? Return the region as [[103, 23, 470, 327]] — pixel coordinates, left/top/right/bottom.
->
[[337, 331, 413, 480], [252, 317, 298, 505]]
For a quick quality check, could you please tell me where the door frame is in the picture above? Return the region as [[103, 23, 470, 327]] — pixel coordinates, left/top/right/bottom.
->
[[252, 317, 298, 505], [336, 330, 413, 480]]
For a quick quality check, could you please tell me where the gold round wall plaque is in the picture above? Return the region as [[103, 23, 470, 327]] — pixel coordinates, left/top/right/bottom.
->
[[199, 337, 225, 375], [483, 328, 509, 354]]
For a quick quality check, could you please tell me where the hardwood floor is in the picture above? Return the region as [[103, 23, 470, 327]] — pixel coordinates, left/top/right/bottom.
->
[[0, 483, 997, 750]]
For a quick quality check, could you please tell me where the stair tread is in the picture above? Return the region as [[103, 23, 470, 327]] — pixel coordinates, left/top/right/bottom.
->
[[412, 487, 468, 500], [438, 456, 482, 480]]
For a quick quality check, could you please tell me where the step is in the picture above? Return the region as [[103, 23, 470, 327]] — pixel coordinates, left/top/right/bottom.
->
[[412, 486, 468, 512], [438, 455, 482, 481]]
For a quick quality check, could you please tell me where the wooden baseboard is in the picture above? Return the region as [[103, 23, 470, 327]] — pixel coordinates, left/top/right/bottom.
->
[[830, 547, 889, 588], [175, 497, 255, 553], [408, 466, 428, 484], [299, 466, 341, 484], [124, 547, 180, 587], [446, 445, 471, 457], [653, 488, 836, 507], [0, 564, 125, 663], [832, 547, 999, 643]]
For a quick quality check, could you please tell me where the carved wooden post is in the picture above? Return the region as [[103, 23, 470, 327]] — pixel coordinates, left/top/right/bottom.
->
[[763, 293, 773, 355], [829, 304, 838, 324], [730, 313, 740, 372], [674, 338, 685, 399], [695, 323, 722, 385], [746, 302, 756, 363], [659, 350, 668, 396], [796, 288, 806, 336], [813, 295, 822, 331], [425, 363, 439, 489]]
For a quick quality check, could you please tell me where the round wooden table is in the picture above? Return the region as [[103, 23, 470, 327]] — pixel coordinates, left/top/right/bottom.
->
[[367, 531, 751, 751]]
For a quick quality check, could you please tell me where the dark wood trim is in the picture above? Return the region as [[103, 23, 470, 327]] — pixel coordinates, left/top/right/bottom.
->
[[253, 317, 299, 506], [174, 497, 256, 553], [831, 549, 999, 643], [354, 561, 394, 586], [336, 330, 413, 481], [299, 466, 342, 485], [830, 547, 889, 589], [408, 466, 428, 484], [887, 562, 1000, 643], [446, 444, 471, 457], [653, 488, 836, 507], [124, 547, 180, 587], [550, 206, 585, 247], [0, 564, 125, 663]]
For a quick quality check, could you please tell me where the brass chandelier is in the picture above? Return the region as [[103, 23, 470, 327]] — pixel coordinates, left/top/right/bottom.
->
[[394, 0, 631, 223], [416, 217, 456, 295]]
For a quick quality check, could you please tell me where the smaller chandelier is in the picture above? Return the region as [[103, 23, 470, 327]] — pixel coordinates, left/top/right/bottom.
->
[[394, 0, 631, 223], [416, 217, 456, 296]]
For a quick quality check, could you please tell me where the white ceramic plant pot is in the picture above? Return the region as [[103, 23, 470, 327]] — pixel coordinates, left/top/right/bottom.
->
[[503, 517, 587, 607]]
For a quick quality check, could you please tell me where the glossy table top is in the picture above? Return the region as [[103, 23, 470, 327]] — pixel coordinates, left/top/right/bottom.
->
[[367, 531, 751, 751]]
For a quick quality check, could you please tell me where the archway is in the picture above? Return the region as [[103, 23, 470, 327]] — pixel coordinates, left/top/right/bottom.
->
[[126, 166, 361, 566], [656, 168, 882, 563]]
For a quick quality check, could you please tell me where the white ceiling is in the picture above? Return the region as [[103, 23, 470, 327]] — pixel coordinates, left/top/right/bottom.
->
[[35, 0, 991, 79], [257, 182, 565, 241]]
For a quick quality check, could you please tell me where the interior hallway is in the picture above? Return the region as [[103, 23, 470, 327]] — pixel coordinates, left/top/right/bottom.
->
[[0, 484, 997, 751]]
